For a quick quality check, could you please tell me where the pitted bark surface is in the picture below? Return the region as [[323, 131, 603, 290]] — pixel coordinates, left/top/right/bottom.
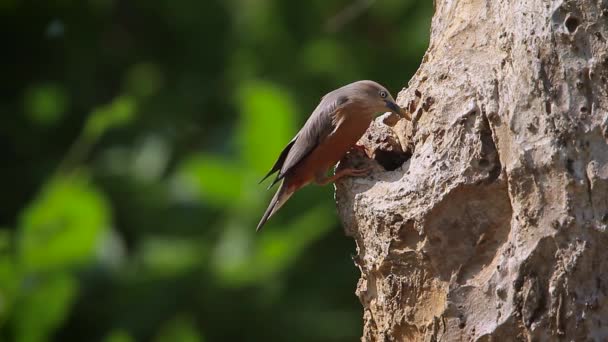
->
[[335, 0, 608, 340]]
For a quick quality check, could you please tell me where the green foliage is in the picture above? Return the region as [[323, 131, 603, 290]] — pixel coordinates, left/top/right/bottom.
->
[[237, 80, 297, 173], [2, 1, 432, 341], [138, 237, 203, 276], [0, 230, 17, 328], [302, 39, 358, 82], [125, 63, 163, 100], [103, 330, 135, 342], [23, 83, 69, 126], [154, 316, 203, 342], [176, 155, 244, 207], [85, 96, 137, 140], [253, 204, 336, 280], [3, 175, 110, 342], [18, 175, 110, 272], [14, 274, 77, 342]]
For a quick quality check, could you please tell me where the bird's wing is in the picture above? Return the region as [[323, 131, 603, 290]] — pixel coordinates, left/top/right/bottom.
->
[[258, 135, 298, 184], [269, 94, 348, 186]]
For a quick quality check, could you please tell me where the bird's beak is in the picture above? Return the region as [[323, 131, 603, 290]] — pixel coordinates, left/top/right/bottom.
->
[[385, 101, 411, 120]]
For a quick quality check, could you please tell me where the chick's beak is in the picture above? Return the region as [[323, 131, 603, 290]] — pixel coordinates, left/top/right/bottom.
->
[[385, 100, 411, 120]]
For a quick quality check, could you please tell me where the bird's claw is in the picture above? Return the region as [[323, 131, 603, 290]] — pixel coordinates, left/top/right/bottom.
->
[[350, 144, 371, 158], [344, 166, 372, 177]]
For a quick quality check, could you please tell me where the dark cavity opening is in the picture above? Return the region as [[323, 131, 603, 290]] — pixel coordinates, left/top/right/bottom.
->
[[565, 16, 580, 33], [375, 150, 412, 171], [566, 158, 575, 174]]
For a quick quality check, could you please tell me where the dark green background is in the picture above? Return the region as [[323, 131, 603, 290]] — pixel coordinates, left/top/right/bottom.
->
[[0, 1, 432, 341]]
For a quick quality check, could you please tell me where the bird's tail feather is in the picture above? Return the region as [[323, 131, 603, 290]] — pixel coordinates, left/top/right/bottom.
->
[[256, 182, 293, 232]]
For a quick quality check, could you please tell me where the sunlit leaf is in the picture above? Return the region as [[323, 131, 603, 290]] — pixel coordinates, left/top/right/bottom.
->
[[23, 83, 69, 126], [84, 96, 137, 139], [18, 174, 110, 273], [174, 154, 244, 206], [237, 80, 296, 173], [14, 273, 77, 342], [154, 315, 203, 342]]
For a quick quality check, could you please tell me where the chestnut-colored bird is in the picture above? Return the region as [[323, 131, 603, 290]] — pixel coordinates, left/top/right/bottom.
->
[[257, 80, 408, 231]]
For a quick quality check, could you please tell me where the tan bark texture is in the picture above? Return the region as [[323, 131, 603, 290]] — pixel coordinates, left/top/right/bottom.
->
[[335, 0, 608, 341]]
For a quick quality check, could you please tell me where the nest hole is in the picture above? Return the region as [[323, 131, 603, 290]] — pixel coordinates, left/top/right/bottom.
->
[[374, 149, 412, 171], [565, 15, 580, 33]]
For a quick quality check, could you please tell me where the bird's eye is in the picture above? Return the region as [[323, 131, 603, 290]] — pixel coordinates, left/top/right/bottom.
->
[[379, 90, 388, 98]]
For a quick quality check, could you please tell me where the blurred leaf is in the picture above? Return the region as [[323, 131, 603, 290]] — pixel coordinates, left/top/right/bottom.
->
[[18, 174, 110, 273], [237, 80, 296, 173], [227, 49, 259, 83], [154, 315, 203, 342], [301, 39, 357, 81], [96, 229, 127, 270], [231, 0, 281, 43], [211, 222, 253, 286], [212, 202, 335, 286], [124, 63, 163, 99], [103, 330, 135, 342], [0, 229, 17, 327], [255, 203, 335, 276], [0, 228, 11, 254], [84, 96, 137, 139], [399, 10, 433, 55], [23, 83, 69, 126], [174, 154, 244, 206], [14, 273, 77, 342], [371, 0, 414, 17], [130, 135, 171, 183], [138, 237, 204, 276]]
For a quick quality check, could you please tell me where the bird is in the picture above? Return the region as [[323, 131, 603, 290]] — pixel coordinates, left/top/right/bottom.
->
[[257, 80, 409, 231]]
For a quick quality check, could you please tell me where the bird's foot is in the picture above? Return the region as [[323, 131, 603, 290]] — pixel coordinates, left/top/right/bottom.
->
[[315, 166, 372, 186], [340, 166, 372, 178], [351, 144, 370, 158]]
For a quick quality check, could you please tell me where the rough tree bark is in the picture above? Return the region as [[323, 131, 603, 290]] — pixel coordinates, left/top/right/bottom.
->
[[335, 0, 608, 340]]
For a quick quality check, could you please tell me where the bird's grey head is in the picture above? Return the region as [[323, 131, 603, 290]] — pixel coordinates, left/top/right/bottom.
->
[[348, 80, 408, 119]]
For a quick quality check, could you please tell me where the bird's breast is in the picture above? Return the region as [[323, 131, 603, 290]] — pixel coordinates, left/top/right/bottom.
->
[[288, 113, 374, 188]]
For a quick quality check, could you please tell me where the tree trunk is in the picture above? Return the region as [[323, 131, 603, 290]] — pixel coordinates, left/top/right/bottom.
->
[[335, 0, 608, 340]]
